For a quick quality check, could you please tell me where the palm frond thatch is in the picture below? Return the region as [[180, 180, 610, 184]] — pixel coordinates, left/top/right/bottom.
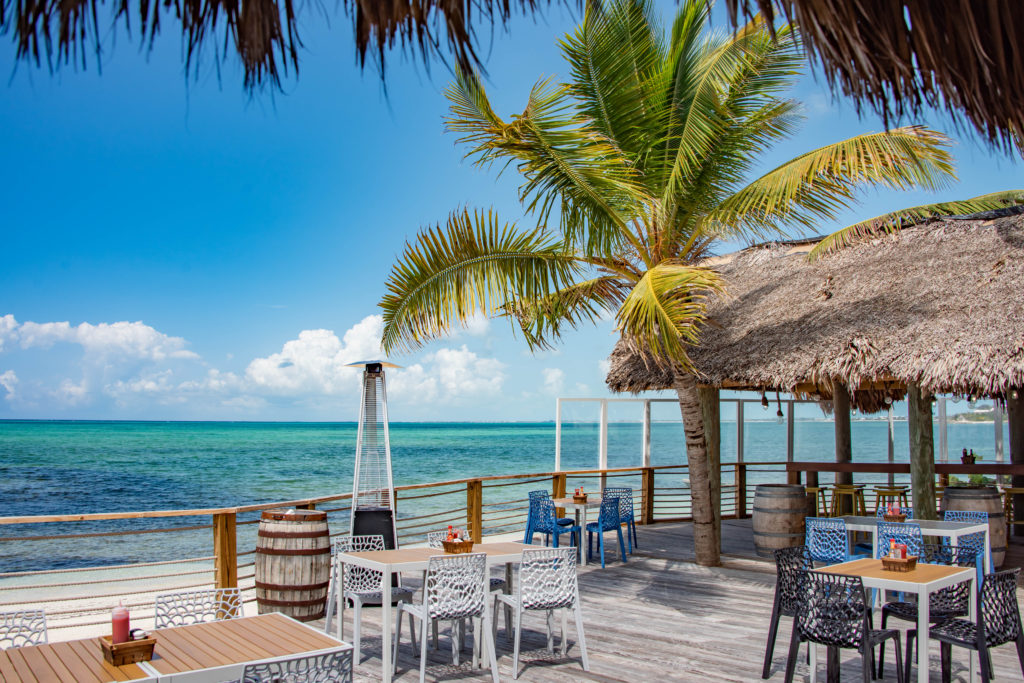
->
[[0, 0, 569, 88], [726, 0, 1024, 154]]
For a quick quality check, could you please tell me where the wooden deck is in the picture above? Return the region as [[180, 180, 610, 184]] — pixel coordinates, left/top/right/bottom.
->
[[309, 520, 1024, 682]]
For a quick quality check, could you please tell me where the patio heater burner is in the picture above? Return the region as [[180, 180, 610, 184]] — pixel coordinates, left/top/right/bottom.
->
[[346, 360, 401, 551]]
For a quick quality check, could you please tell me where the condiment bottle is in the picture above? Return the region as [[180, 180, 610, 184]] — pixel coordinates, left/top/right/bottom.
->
[[112, 602, 130, 644], [889, 538, 896, 559]]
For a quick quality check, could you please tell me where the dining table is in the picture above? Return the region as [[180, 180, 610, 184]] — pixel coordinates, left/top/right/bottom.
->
[[0, 612, 351, 682], [837, 515, 991, 573], [334, 539, 534, 683], [552, 496, 603, 566], [815, 558, 977, 683]]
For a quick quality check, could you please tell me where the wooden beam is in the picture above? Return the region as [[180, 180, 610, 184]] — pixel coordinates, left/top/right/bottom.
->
[[699, 387, 721, 557], [1008, 388, 1024, 537], [641, 467, 655, 525], [787, 462, 1024, 475], [212, 512, 238, 590], [553, 472, 567, 521], [466, 479, 483, 543], [908, 383, 937, 520], [833, 383, 853, 496]]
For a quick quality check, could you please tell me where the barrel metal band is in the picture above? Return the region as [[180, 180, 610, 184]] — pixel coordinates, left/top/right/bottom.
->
[[752, 505, 807, 514], [255, 547, 330, 556], [255, 580, 330, 592], [257, 530, 330, 539], [752, 530, 804, 538], [256, 597, 327, 607]]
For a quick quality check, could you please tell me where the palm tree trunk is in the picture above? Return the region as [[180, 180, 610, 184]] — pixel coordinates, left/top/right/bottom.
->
[[674, 371, 720, 566]]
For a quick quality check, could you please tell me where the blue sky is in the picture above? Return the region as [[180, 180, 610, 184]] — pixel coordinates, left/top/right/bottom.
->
[[1, 1, 1022, 421]]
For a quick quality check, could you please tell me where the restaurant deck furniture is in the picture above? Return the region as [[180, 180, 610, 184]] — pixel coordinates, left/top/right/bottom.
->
[[837, 516, 992, 575], [874, 487, 911, 512], [585, 497, 627, 569], [153, 587, 242, 628], [806, 517, 866, 565], [1001, 486, 1024, 537], [0, 610, 47, 649], [877, 545, 977, 674], [909, 568, 1024, 683], [0, 612, 349, 682], [875, 521, 924, 558], [805, 486, 830, 517], [943, 510, 991, 582], [762, 545, 811, 679], [536, 499, 581, 553], [783, 571, 904, 683], [334, 539, 532, 682], [816, 557, 977, 683], [494, 547, 589, 680], [602, 487, 638, 552], [829, 484, 868, 517], [523, 491, 573, 545], [325, 535, 415, 664], [237, 648, 353, 682], [392, 553, 499, 683], [551, 496, 602, 566]]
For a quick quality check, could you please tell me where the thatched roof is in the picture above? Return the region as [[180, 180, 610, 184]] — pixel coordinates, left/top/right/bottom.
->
[[1, 0, 564, 89], [605, 207, 1024, 412], [727, 1, 1024, 154]]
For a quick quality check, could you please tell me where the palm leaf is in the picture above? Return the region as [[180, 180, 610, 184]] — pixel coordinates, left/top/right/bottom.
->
[[615, 262, 725, 370], [502, 276, 631, 350], [380, 208, 583, 353], [807, 190, 1024, 260]]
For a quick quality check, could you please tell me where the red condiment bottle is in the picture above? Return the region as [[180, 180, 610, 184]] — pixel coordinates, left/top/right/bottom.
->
[[112, 602, 130, 644]]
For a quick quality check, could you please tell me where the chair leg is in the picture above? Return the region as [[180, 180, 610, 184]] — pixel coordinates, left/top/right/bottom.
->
[[419, 616, 429, 683], [432, 620, 439, 650], [553, 531, 559, 548], [1016, 635, 1024, 678], [783, 620, 801, 683], [598, 530, 607, 569], [523, 521, 532, 545], [574, 603, 589, 672], [587, 530, 593, 561], [861, 643, 872, 683], [903, 631, 915, 683], [826, 646, 839, 683], [392, 605, 403, 675], [336, 582, 345, 642], [353, 600, 362, 664], [545, 609, 555, 653], [624, 519, 633, 554], [482, 607, 500, 683], [892, 636, 903, 683], [940, 642, 951, 683], [560, 607, 569, 658], [512, 606, 523, 680], [877, 611, 888, 671], [979, 642, 993, 683], [631, 518, 638, 549], [762, 595, 782, 679], [616, 525, 627, 563], [471, 616, 480, 670]]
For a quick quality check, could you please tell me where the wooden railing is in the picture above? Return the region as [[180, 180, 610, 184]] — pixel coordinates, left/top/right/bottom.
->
[[0, 461, 791, 637]]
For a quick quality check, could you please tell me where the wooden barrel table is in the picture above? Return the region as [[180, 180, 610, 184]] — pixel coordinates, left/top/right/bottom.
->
[[941, 485, 1006, 568], [255, 508, 331, 621], [752, 484, 806, 558]]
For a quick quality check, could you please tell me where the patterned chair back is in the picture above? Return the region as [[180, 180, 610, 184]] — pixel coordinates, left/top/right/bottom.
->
[[519, 547, 578, 611], [424, 553, 488, 621], [154, 588, 242, 628], [240, 649, 353, 682], [595, 497, 621, 532], [875, 521, 924, 558], [920, 544, 977, 615], [0, 610, 47, 649], [773, 546, 812, 616], [426, 531, 446, 548], [980, 568, 1023, 647], [805, 517, 848, 565], [602, 487, 634, 520], [943, 510, 988, 559], [334, 535, 386, 594], [796, 572, 869, 649], [534, 498, 560, 534]]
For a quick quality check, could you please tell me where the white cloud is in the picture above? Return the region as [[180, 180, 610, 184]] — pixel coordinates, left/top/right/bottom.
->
[[16, 319, 198, 361], [461, 313, 491, 337], [542, 367, 565, 395], [55, 379, 89, 406], [426, 346, 505, 397], [0, 370, 17, 401], [0, 315, 17, 352], [598, 359, 611, 376]]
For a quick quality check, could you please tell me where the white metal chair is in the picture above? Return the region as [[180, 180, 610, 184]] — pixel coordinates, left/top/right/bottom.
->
[[324, 534, 415, 664], [393, 552, 499, 683], [238, 648, 353, 682], [154, 588, 241, 628], [493, 547, 589, 679], [0, 609, 48, 649]]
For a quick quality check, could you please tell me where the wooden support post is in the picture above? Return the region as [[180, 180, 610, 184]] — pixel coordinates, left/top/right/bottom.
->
[[833, 383, 853, 491], [553, 473, 567, 520], [295, 502, 316, 510], [787, 470, 800, 485], [467, 479, 483, 543], [555, 398, 562, 472], [699, 387, 721, 556], [641, 467, 655, 524], [908, 383, 937, 521], [212, 512, 238, 590], [642, 400, 652, 467], [1008, 388, 1024, 537], [736, 464, 747, 519]]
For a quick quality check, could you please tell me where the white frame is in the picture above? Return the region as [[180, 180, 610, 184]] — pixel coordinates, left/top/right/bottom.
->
[[837, 515, 992, 573]]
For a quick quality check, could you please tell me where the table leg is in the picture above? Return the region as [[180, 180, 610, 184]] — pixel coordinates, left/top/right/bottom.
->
[[576, 508, 585, 567], [381, 570, 393, 683], [983, 526, 991, 574], [917, 588, 929, 683], [968, 576, 978, 683], [809, 641, 818, 683]]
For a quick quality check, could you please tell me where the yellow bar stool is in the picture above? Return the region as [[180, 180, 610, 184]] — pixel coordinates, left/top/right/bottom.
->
[[872, 486, 910, 514], [805, 486, 830, 517], [1001, 487, 1024, 538], [829, 484, 868, 517]]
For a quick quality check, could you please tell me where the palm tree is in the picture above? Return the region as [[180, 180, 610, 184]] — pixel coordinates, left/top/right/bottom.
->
[[378, 0, 1019, 566]]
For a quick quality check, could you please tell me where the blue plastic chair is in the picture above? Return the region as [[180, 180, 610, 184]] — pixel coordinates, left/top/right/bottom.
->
[[875, 521, 924, 558], [602, 487, 637, 553], [586, 497, 627, 568], [806, 517, 867, 565], [943, 509, 990, 583], [535, 499, 580, 552], [523, 491, 574, 545]]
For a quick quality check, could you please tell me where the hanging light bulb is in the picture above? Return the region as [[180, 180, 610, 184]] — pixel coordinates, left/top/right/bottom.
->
[[761, 390, 769, 410], [885, 396, 893, 405], [1012, 390, 1019, 400], [775, 392, 784, 424]]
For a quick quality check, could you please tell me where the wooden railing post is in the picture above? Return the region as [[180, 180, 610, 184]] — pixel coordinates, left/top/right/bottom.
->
[[736, 464, 748, 519], [553, 473, 567, 520], [641, 467, 655, 525], [213, 512, 238, 590], [467, 479, 483, 543]]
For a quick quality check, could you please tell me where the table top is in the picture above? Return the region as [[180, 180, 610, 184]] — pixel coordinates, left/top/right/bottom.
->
[[817, 558, 974, 589], [552, 497, 603, 508], [838, 516, 988, 533], [0, 613, 346, 683], [337, 541, 535, 571]]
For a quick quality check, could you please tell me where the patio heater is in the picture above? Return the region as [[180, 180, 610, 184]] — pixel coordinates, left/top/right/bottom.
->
[[346, 360, 401, 550]]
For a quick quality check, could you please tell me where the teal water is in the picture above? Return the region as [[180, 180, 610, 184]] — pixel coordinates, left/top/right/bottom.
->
[[0, 419, 1009, 571]]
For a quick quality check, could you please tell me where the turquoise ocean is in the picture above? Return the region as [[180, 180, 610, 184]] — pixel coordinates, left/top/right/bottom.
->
[[0, 419, 1010, 572]]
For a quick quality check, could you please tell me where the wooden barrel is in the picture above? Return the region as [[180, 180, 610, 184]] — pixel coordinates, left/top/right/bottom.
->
[[941, 486, 1006, 568], [752, 484, 807, 558], [255, 508, 331, 621]]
